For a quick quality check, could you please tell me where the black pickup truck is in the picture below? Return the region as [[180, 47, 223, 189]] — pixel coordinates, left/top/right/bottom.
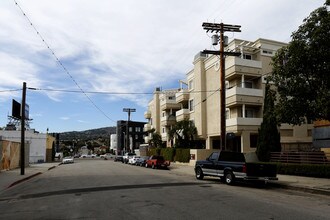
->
[[194, 151, 278, 185]]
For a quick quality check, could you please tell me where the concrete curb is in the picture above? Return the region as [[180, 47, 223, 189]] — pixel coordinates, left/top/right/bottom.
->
[[272, 183, 330, 197], [6, 163, 61, 189], [8, 172, 42, 188]]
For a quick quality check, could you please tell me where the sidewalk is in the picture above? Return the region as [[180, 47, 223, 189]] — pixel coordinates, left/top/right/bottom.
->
[[1, 162, 329, 196], [170, 163, 330, 196], [0, 162, 60, 193]]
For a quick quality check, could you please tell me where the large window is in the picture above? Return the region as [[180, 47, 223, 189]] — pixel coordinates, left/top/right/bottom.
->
[[189, 99, 194, 111]]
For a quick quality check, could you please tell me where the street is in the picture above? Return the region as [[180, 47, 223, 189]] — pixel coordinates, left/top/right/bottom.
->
[[0, 159, 329, 220]]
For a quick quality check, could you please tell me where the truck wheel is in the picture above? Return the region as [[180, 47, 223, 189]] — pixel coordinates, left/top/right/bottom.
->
[[225, 172, 235, 185], [195, 167, 204, 180]]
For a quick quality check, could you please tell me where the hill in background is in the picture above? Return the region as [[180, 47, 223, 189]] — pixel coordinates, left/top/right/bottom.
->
[[59, 127, 116, 141]]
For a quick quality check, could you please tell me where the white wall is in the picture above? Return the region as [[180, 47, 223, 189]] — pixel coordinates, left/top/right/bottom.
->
[[0, 130, 47, 163]]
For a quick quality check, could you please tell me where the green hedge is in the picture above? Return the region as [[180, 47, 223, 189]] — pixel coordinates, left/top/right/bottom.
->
[[276, 163, 330, 178], [174, 149, 190, 163], [146, 148, 190, 163]]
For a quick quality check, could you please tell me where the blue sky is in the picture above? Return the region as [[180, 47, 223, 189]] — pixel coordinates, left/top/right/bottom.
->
[[0, 0, 325, 133]]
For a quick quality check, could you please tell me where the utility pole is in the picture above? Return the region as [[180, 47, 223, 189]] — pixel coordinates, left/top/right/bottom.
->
[[123, 108, 136, 153], [20, 82, 26, 175], [202, 22, 241, 151]]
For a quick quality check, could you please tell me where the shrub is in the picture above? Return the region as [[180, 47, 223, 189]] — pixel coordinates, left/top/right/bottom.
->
[[276, 163, 330, 178], [161, 148, 175, 161], [174, 149, 190, 163]]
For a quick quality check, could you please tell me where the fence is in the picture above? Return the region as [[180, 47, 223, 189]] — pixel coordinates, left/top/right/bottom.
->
[[270, 151, 330, 165]]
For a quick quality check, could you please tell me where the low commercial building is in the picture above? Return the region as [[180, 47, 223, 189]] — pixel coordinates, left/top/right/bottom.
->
[[0, 129, 55, 163]]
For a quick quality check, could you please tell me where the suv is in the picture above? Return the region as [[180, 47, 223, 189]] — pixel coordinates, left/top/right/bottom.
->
[[123, 152, 136, 164]]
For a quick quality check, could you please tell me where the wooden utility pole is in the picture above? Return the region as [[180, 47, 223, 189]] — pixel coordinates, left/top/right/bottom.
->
[[123, 108, 136, 153], [202, 22, 241, 151], [20, 82, 26, 175]]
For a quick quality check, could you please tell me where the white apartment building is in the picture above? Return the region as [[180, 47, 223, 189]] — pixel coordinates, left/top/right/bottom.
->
[[145, 38, 313, 153]]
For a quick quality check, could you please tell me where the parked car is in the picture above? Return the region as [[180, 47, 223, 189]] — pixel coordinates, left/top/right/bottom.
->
[[62, 156, 74, 164], [114, 155, 123, 162], [128, 156, 141, 165], [123, 152, 136, 164], [145, 155, 170, 169], [194, 151, 278, 185], [101, 153, 114, 159], [135, 156, 149, 167]]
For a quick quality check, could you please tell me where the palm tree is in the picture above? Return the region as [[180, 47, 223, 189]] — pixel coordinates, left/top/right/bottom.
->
[[147, 128, 164, 148], [168, 119, 197, 148]]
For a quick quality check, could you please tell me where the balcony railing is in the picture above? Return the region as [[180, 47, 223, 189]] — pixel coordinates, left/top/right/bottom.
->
[[227, 56, 262, 69], [226, 117, 263, 127], [175, 90, 189, 103], [144, 111, 151, 119], [161, 115, 176, 126], [176, 108, 190, 121], [160, 98, 181, 110], [226, 87, 263, 107], [143, 124, 152, 132]]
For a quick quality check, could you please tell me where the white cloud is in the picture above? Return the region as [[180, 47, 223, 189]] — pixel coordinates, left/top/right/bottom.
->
[[0, 0, 325, 132], [60, 116, 70, 121]]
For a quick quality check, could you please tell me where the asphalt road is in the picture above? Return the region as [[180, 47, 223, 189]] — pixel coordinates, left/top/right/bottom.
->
[[0, 159, 329, 220]]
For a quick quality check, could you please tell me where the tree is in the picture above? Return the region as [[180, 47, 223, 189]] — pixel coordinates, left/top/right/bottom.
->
[[270, 1, 330, 125], [256, 83, 281, 162], [147, 129, 164, 148], [168, 119, 197, 148]]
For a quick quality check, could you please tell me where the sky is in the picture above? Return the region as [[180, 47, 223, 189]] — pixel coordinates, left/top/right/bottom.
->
[[0, 0, 325, 133]]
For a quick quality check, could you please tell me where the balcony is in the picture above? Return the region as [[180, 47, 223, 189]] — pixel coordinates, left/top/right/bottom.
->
[[160, 98, 181, 110], [226, 57, 262, 69], [226, 87, 263, 107], [176, 109, 190, 121], [226, 57, 262, 80], [175, 90, 189, 103], [161, 133, 168, 141], [226, 117, 263, 127], [161, 115, 176, 126], [143, 124, 152, 132], [144, 111, 151, 119]]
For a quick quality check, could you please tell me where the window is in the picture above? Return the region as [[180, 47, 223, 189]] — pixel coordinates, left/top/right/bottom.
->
[[226, 109, 230, 119], [243, 54, 252, 60], [262, 50, 273, 55], [189, 99, 194, 111], [135, 135, 139, 140], [250, 134, 258, 148], [245, 108, 254, 118], [129, 127, 133, 132], [162, 127, 166, 133], [242, 81, 253, 88], [188, 80, 194, 90], [168, 96, 175, 100], [135, 127, 141, 132]]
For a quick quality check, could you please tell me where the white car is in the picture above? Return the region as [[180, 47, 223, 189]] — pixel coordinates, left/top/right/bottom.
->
[[128, 156, 141, 165], [62, 156, 74, 164]]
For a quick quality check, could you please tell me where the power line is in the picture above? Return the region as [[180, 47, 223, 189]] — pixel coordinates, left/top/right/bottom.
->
[[13, 0, 115, 123], [28, 87, 221, 95], [0, 89, 22, 93]]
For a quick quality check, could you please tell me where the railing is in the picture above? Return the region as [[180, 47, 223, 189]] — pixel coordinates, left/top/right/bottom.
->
[[270, 151, 330, 165]]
